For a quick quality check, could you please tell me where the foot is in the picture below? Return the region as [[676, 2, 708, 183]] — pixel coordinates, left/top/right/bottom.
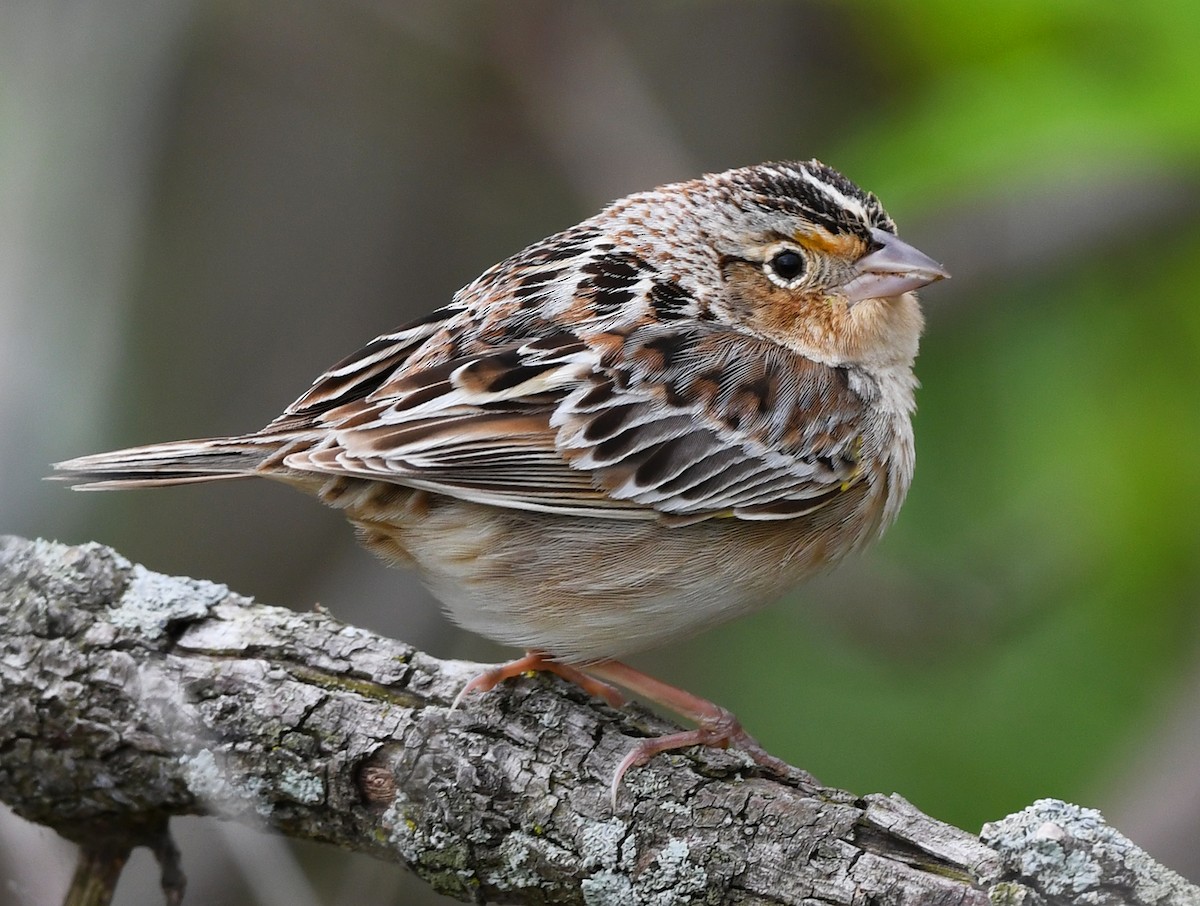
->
[[452, 653, 796, 806], [452, 650, 627, 711], [586, 659, 797, 806]]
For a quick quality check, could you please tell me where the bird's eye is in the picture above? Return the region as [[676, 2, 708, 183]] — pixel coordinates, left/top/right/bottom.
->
[[765, 249, 806, 285]]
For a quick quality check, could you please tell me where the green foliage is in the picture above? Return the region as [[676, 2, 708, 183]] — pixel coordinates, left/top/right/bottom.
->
[[841, 0, 1200, 203]]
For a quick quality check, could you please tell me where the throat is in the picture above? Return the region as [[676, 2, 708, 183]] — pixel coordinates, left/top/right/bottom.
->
[[776, 293, 923, 369], [841, 293, 924, 368]]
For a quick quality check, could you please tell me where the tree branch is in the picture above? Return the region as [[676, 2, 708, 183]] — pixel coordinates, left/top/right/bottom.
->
[[0, 535, 1194, 905]]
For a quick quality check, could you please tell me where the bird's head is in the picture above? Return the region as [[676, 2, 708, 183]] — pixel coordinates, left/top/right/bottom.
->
[[612, 160, 949, 369]]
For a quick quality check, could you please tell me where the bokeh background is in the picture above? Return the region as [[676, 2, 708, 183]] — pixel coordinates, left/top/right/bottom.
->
[[3, 1, 1199, 903]]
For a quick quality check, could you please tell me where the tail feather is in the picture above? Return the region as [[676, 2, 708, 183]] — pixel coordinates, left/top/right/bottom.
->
[[52, 437, 278, 490]]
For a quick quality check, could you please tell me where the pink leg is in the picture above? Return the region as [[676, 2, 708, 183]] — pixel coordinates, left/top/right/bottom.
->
[[452, 650, 626, 711], [585, 659, 796, 805], [452, 652, 798, 806]]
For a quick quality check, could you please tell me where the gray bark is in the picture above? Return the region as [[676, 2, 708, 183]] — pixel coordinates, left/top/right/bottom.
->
[[0, 535, 1195, 905]]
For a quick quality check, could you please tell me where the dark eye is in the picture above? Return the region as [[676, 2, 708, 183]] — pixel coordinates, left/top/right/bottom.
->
[[766, 249, 805, 284]]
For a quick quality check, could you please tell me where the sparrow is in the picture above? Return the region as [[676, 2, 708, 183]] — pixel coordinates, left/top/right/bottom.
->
[[55, 160, 948, 801]]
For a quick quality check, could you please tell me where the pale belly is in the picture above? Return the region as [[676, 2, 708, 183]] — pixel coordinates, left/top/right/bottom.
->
[[339, 480, 883, 663]]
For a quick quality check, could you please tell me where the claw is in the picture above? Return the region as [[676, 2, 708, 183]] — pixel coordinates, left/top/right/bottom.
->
[[609, 719, 797, 807], [587, 660, 799, 806]]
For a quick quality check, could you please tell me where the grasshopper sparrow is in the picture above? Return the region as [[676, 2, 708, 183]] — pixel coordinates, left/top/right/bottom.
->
[[57, 161, 948, 797]]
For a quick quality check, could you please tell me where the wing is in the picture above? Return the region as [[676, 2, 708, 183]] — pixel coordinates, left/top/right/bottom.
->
[[270, 312, 871, 523], [553, 323, 870, 520], [281, 328, 635, 516]]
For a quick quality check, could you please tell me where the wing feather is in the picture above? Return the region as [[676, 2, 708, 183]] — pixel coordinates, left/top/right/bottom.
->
[[268, 309, 870, 522], [549, 324, 869, 518]]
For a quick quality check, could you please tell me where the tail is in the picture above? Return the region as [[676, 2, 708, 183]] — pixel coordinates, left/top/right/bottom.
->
[[52, 436, 281, 490]]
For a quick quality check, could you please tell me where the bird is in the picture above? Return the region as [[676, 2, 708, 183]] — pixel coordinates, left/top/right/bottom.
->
[[55, 160, 948, 801]]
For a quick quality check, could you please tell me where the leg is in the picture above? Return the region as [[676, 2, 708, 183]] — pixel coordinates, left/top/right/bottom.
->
[[452, 652, 801, 806], [585, 659, 797, 805], [452, 650, 627, 711]]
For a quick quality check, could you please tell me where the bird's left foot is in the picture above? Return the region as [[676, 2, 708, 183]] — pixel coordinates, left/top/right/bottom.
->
[[452, 650, 627, 710]]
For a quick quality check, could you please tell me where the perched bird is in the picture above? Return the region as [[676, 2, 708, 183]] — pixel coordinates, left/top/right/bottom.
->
[[55, 160, 947, 798]]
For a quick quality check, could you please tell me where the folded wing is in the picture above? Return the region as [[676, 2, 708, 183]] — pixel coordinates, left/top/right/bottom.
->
[[273, 306, 870, 523]]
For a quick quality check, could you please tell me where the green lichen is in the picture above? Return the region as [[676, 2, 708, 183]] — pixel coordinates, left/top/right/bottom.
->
[[179, 748, 271, 818], [285, 664, 422, 707], [580, 817, 632, 870], [488, 831, 542, 890], [582, 870, 638, 905], [382, 794, 479, 899], [278, 767, 324, 805], [988, 881, 1037, 905], [108, 565, 225, 638], [578, 817, 710, 905]]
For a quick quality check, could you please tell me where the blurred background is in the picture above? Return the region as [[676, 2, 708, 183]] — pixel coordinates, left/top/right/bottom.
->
[[2, 1, 1198, 903]]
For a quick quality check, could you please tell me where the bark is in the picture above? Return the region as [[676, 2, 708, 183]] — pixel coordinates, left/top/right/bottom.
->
[[0, 535, 1195, 905]]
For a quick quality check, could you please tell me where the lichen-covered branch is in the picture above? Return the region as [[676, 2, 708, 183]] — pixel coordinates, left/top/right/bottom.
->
[[0, 536, 1194, 905]]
